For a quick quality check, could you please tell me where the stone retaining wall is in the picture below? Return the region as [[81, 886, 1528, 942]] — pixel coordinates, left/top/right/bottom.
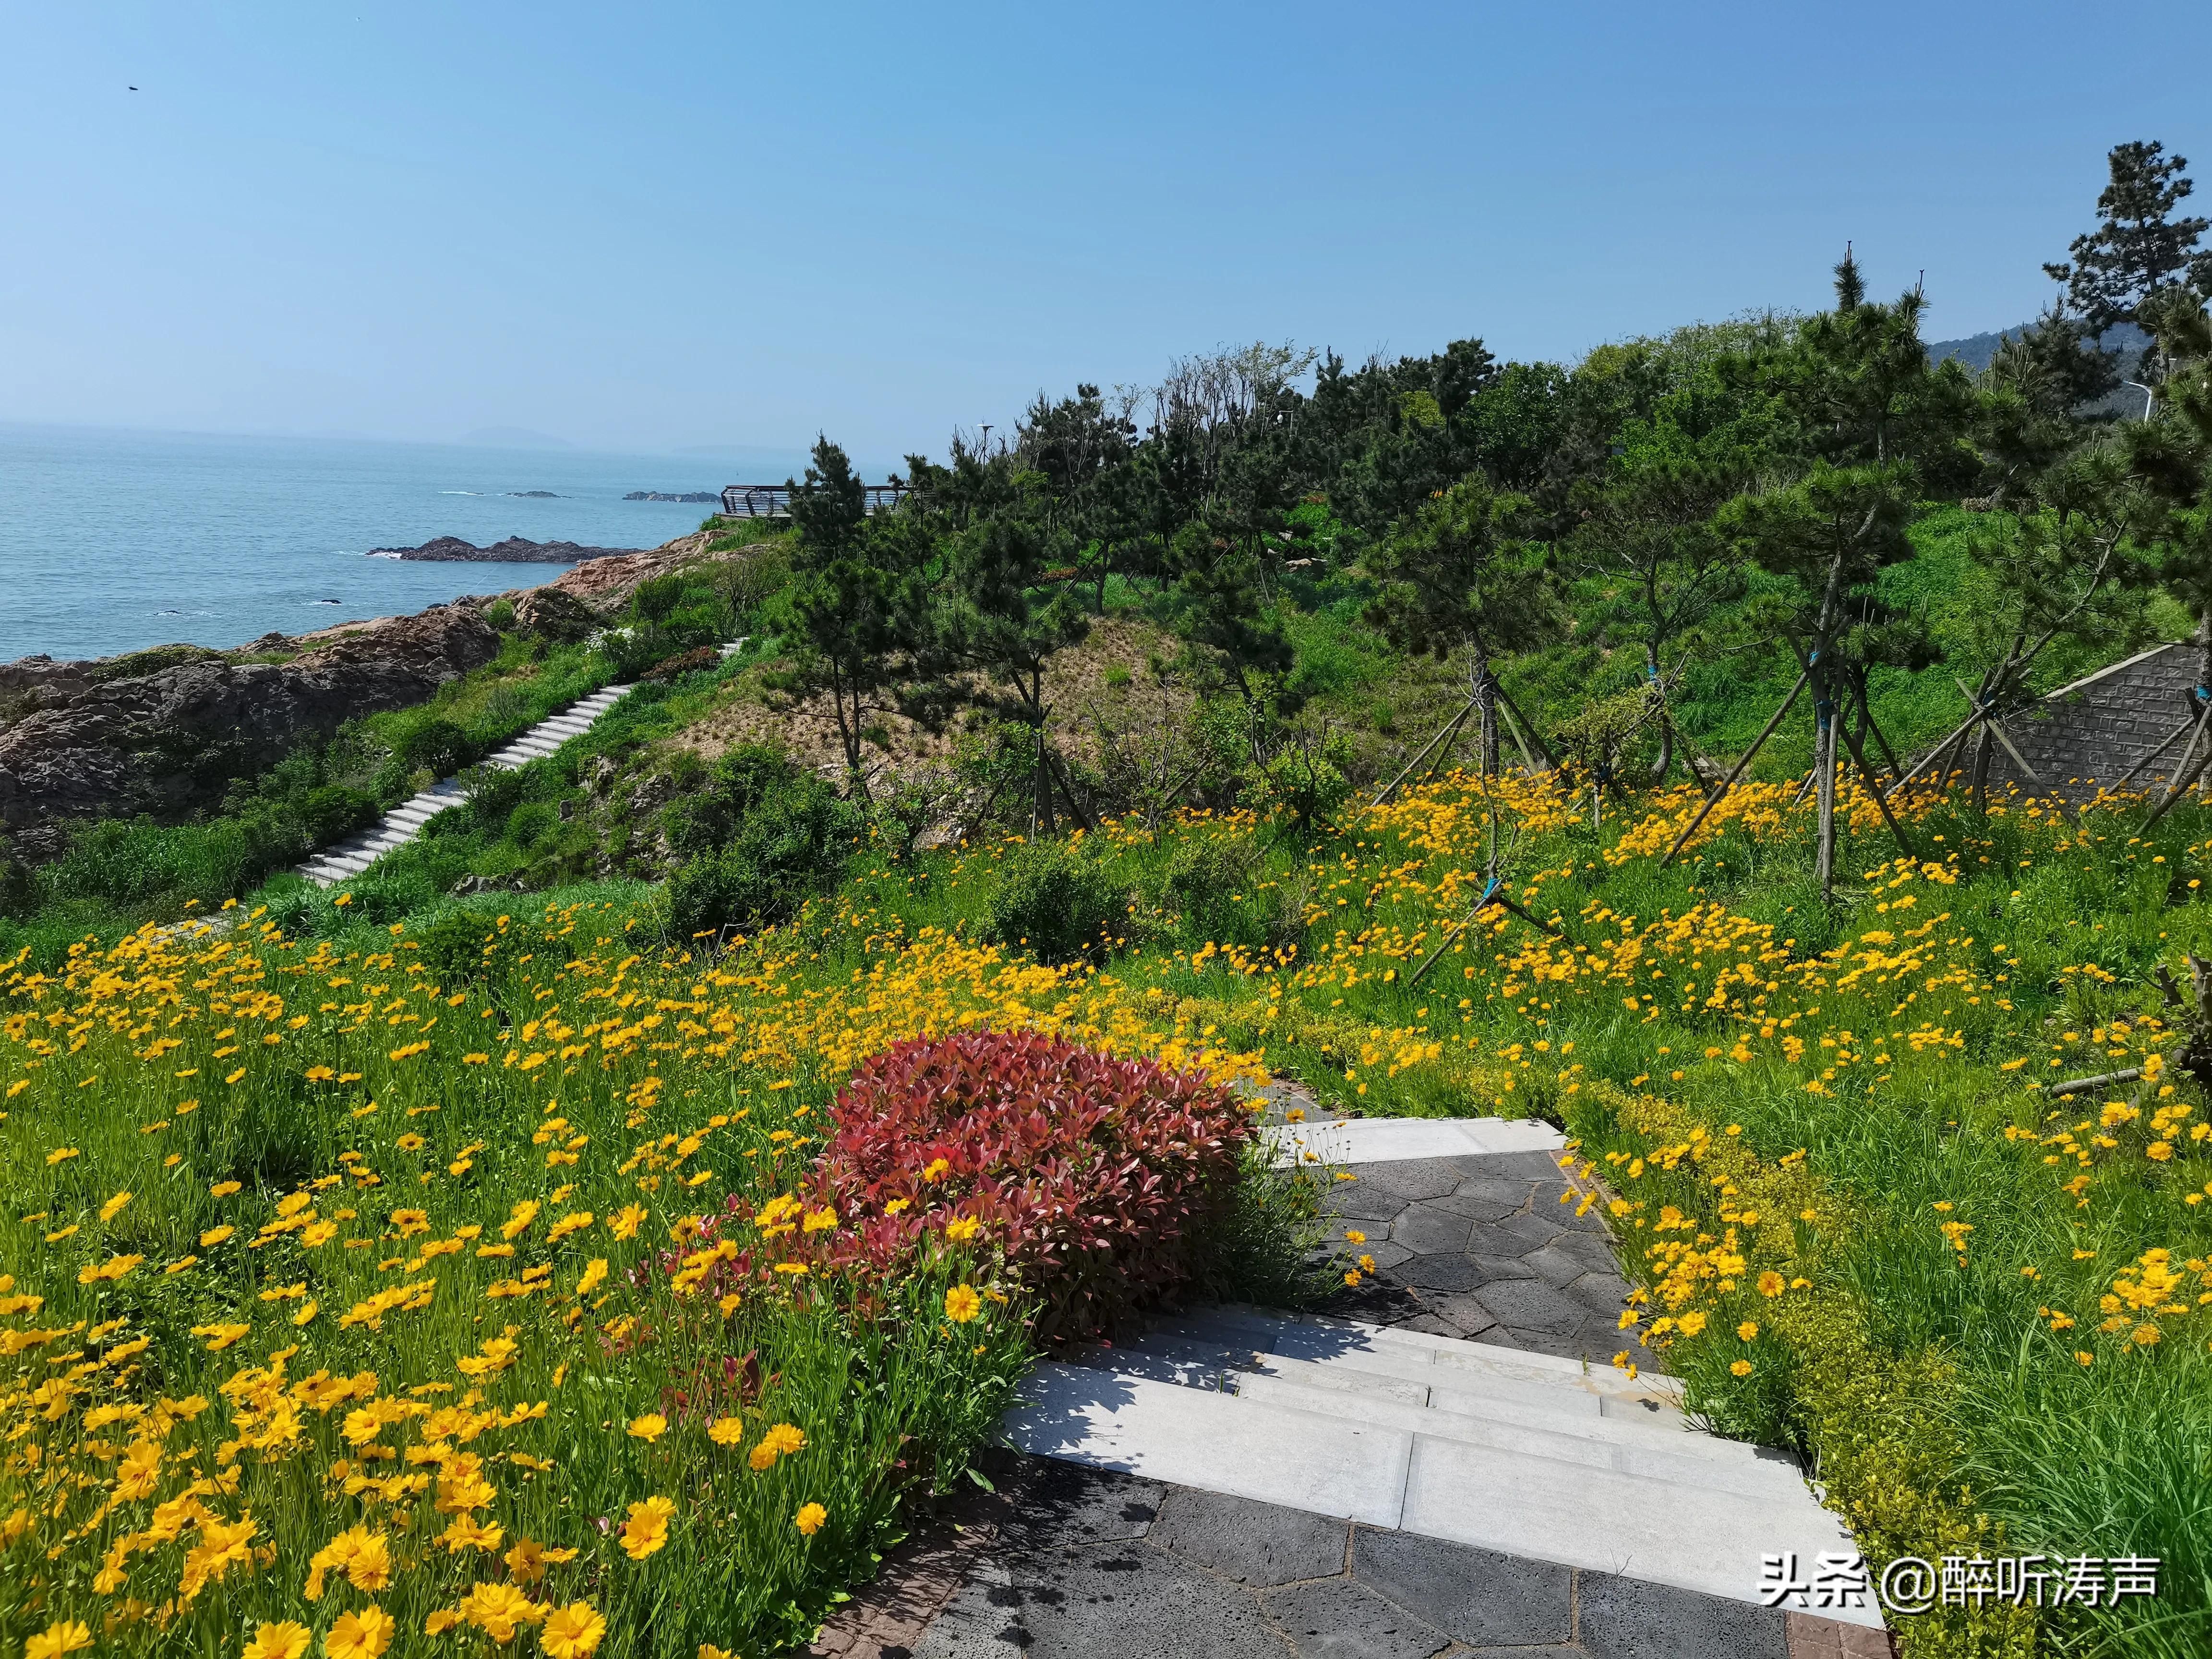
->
[[1980, 641, 2208, 799]]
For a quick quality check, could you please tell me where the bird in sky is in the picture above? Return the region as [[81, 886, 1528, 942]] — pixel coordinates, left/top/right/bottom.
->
[[128, 85, 138, 91]]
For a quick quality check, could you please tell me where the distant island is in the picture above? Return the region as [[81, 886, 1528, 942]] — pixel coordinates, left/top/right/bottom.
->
[[508, 490, 561, 498], [624, 490, 719, 502], [365, 535, 641, 563]]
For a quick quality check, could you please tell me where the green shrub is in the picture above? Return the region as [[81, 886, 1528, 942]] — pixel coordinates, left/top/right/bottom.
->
[[505, 800, 558, 848], [391, 717, 471, 776], [413, 906, 505, 986], [483, 597, 516, 630], [985, 838, 1124, 964], [665, 746, 861, 939]]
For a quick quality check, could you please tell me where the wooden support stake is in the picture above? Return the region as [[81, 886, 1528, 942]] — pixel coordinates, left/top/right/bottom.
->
[[1373, 697, 1478, 807], [1659, 670, 1809, 867], [1491, 680, 1559, 774], [2109, 708, 2203, 794]]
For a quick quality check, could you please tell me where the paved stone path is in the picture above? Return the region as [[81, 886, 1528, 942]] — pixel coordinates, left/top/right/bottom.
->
[[294, 638, 743, 888], [1317, 1147, 1657, 1368], [853, 1452, 1887, 1659], [814, 1102, 1893, 1657]]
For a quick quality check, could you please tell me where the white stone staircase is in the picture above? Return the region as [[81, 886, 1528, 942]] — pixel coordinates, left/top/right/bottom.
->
[[1002, 1302, 1882, 1627], [294, 638, 745, 889]]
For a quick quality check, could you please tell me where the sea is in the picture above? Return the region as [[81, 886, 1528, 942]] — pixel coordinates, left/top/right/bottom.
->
[[0, 422, 822, 663]]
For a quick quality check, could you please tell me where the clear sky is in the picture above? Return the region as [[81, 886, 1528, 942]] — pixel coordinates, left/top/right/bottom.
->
[[4, 2, 2209, 462]]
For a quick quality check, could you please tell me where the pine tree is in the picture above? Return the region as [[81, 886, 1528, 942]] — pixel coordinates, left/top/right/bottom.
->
[[778, 438, 925, 800], [1365, 476, 1557, 775], [2045, 142, 2212, 343]]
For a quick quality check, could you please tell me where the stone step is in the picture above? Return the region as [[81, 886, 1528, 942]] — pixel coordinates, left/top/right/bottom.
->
[[1111, 1327, 1719, 1459], [1263, 1113, 1567, 1167], [289, 661, 709, 887], [1226, 1370, 1786, 1494], [1155, 1306, 1679, 1410], [1001, 1362, 1876, 1624]]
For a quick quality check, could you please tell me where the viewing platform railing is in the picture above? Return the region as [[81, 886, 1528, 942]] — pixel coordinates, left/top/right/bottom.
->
[[718, 483, 914, 518]]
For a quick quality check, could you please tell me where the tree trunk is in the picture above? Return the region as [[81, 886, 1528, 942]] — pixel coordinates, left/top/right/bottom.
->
[[1472, 640, 1499, 778], [1968, 721, 1995, 811], [1030, 723, 1056, 837], [1813, 675, 1839, 898], [1644, 644, 1672, 785]]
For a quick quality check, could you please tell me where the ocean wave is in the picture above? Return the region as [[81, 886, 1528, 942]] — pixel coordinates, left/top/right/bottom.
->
[[363, 551, 400, 559], [440, 489, 481, 496]]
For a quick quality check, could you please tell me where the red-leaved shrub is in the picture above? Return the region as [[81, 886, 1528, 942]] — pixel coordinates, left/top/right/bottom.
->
[[807, 1030, 1255, 1342]]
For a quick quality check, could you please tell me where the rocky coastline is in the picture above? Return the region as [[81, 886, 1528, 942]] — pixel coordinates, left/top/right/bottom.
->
[[0, 531, 760, 858], [366, 535, 641, 562]]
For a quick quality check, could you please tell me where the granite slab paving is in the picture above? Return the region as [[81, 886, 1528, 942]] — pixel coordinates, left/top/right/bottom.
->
[[826, 1451, 1887, 1659]]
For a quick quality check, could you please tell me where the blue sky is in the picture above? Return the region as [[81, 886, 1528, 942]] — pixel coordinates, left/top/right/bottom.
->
[[3, 2, 2209, 462]]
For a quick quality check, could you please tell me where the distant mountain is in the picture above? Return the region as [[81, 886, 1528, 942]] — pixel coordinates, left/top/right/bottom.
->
[[459, 426, 574, 450], [1927, 320, 2150, 375]]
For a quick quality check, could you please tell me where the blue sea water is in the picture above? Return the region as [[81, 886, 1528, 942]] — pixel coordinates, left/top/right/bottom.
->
[[0, 423, 818, 662]]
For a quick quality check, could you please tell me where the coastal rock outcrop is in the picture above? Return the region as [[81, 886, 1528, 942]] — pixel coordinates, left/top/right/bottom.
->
[[0, 605, 500, 854], [368, 535, 639, 562], [511, 586, 599, 644]]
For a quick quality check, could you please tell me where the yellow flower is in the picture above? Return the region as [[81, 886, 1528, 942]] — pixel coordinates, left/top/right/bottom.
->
[[27, 1620, 93, 1659], [577, 1258, 609, 1296], [45, 1147, 80, 1167], [1756, 1270, 1785, 1298], [1343, 1229, 1366, 1245], [201, 1225, 236, 1247], [794, 1501, 828, 1536], [457, 1583, 545, 1643], [621, 1495, 676, 1560], [100, 1190, 133, 1222], [211, 1180, 242, 1197], [627, 1413, 668, 1443], [748, 1421, 806, 1470], [1730, 1359, 1754, 1377], [541, 1604, 606, 1659], [243, 1622, 312, 1659], [709, 1415, 744, 1446], [945, 1284, 982, 1324], [439, 1514, 505, 1554], [1736, 1321, 1758, 1341], [1675, 1310, 1707, 1337], [423, 1612, 460, 1637], [921, 1157, 950, 1182], [610, 1203, 648, 1240], [943, 1214, 980, 1242]]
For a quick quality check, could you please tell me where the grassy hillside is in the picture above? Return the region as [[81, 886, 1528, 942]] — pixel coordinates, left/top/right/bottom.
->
[[12, 748, 2212, 1653]]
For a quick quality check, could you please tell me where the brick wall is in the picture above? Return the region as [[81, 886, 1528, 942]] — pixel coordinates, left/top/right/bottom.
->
[[1978, 642, 2209, 798]]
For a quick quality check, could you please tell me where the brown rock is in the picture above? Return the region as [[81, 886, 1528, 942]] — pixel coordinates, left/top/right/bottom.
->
[[512, 586, 599, 644], [0, 604, 500, 853]]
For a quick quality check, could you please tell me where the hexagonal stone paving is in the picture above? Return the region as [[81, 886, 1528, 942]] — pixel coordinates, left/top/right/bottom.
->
[[899, 1455, 1824, 1658], [1320, 1148, 1656, 1367]]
